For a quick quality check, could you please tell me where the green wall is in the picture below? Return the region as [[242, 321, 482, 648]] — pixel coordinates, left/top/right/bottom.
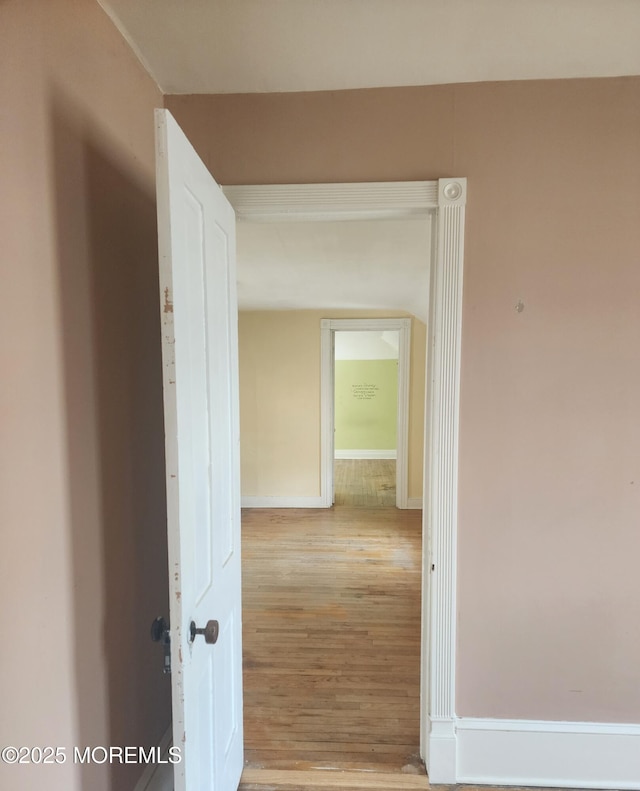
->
[[335, 359, 398, 450]]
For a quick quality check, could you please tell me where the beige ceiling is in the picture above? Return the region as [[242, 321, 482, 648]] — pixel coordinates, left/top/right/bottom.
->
[[98, 0, 640, 95]]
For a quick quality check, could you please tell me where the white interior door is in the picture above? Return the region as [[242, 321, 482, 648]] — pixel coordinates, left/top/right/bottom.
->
[[155, 108, 243, 791]]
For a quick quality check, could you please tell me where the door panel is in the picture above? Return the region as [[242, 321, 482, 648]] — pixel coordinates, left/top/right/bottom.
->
[[155, 108, 243, 791]]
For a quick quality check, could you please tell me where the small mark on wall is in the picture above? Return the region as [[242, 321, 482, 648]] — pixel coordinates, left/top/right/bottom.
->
[[515, 300, 525, 313]]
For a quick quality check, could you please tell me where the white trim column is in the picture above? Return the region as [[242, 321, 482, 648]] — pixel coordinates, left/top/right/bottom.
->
[[425, 178, 467, 783], [320, 320, 334, 507]]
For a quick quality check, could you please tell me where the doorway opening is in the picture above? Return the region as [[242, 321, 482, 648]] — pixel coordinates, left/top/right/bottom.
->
[[333, 328, 400, 506], [236, 288, 424, 770], [227, 178, 467, 784], [320, 318, 414, 510]]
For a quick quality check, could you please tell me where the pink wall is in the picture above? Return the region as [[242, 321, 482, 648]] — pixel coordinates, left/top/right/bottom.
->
[[167, 76, 640, 723], [1, 2, 170, 789]]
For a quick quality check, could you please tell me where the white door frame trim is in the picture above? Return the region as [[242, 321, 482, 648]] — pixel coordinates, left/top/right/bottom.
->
[[223, 179, 467, 783], [320, 317, 411, 509]]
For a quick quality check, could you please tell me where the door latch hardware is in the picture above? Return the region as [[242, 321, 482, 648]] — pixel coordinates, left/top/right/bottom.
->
[[151, 616, 171, 674], [189, 619, 219, 645]]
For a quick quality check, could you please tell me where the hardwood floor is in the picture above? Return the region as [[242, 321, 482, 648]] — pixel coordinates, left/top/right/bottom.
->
[[334, 459, 396, 506], [241, 506, 423, 779]]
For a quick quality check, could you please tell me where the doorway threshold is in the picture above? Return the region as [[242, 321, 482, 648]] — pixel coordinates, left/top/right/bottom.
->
[[240, 768, 429, 790]]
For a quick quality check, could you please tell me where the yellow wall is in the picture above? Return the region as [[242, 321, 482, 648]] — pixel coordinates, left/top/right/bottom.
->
[[239, 310, 426, 500]]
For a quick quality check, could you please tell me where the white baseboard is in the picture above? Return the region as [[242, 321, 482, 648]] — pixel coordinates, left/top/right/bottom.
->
[[334, 449, 397, 459], [455, 717, 640, 789], [134, 727, 173, 791], [241, 496, 325, 508], [406, 497, 423, 509]]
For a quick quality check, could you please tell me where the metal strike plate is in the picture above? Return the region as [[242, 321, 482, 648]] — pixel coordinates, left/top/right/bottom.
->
[[151, 616, 171, 674]]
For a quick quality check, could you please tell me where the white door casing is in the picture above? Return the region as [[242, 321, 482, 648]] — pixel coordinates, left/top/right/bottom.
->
[[224, 180, 466, 783], [155, 109, 243, 791]]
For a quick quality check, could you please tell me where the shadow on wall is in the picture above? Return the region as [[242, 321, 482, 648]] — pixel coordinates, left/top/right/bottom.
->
[[50, 89, 171, 790]]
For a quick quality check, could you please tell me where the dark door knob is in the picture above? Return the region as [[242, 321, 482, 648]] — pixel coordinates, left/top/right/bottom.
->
[[189, 619, 219, 645]]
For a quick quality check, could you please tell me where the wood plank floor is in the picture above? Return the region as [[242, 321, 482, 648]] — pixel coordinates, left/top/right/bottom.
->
[[334, 459, 396, 507], [241, 506, 424, 777]]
